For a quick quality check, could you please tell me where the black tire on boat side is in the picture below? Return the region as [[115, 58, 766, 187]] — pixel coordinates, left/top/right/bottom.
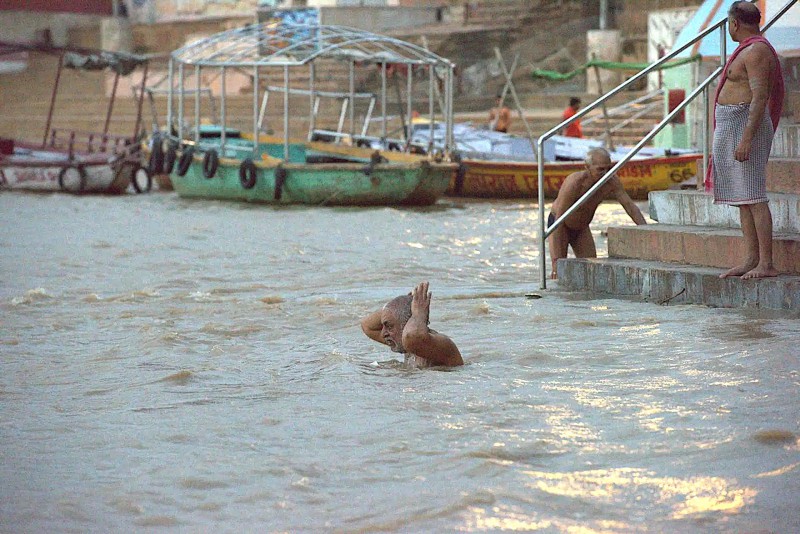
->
[[130, 163, 152, 194], [163, 142, 178, 174], [148, 134, 164, 176], [239, 158, 257, 189], [454, 162, 467, 195], [274, 165, 286, 200], [58, 165, 87, 194], [176, 147, 194, 177], [203, 149, 219, 179]]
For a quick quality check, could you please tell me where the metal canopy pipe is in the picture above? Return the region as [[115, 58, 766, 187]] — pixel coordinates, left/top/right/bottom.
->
[[428, 64, 434, 152], [283, 65, 289, 160], [381, 62, 387, 143], [133, 62, 148, 142], [445, 65, 453, 151], [719, 24, 726, 68], [43, 52, 65, 147], [178, 63, 184, 141], [167, 58, 173, 136], [309, 62, 316, 140], [258, 89, 270, 132], [362, 97, 375, 137], [253, 66, 259, 154], [337, 99, 348, 136], [194, 65, 201, 145], [221, 66, 227, 153], [104, 70, 120, 138], [406, 64, 413, 144], [349, 60, 355, 139]]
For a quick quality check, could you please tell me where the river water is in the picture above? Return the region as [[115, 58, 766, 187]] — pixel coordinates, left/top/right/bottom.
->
[[1, 191, 798, 533]]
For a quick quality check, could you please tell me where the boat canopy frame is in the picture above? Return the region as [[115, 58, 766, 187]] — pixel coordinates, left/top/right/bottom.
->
[[166, 23, 455, 160]]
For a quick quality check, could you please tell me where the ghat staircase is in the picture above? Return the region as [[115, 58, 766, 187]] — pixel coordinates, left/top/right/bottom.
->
[[550, 0, 800, 312], [556, 159, 800, 311]]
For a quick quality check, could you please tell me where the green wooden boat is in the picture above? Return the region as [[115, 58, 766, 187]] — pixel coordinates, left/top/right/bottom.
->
[[168, 138, 454, 206], [152, 23, 458, 207]]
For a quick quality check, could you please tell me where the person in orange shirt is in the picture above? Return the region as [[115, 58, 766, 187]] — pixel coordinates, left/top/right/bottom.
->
[[488, 94, 512, 133], [561, 97, 583, 138]]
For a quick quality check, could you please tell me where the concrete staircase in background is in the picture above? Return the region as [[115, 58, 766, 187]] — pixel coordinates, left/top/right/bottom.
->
[[557, 158, 800, 312]]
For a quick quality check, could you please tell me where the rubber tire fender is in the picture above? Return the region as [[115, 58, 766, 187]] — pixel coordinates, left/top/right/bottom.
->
[[274, 165, 287, 201], [202, 149, 219, 179], [58, 165, 87, 194], [454, 162, 467, 195], [163, 142, 178, 174], [176, 147, 194, 177], [239, 158, 257, 189], [129, 163, 152, 194], [148, 134, 164, 176]]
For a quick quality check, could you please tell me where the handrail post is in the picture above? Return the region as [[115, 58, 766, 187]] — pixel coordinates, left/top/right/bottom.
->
[[538, 137, 547, 289], [702, 85, 709, 181], [719, 23, 726, 68]]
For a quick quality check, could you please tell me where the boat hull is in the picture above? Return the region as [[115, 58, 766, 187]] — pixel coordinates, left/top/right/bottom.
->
[[170, 154, 455, 206], [0, 154, 137, 194], [449, 154, 700, 200]]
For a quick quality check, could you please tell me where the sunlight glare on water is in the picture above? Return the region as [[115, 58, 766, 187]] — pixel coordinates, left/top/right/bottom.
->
[[0, 192, 798, 532]]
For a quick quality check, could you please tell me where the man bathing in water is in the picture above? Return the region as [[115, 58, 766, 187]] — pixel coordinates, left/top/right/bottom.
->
[[361, 281, 463, 368], [710, 1, 784, 279], [548, 147, 647, 279]]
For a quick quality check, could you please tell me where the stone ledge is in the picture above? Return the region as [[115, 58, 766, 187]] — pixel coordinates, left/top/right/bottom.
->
[[766, 158, 800, 194], [607, 224, 800, 275], [649, 190, 800, 233], [557, 258, 800, 311]]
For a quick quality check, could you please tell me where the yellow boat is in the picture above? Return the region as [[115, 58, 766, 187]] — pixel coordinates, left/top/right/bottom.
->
[[449, 153, 700, 200]]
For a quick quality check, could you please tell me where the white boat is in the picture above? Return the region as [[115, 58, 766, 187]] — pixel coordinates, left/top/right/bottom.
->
[[0, 41, 151, 194]]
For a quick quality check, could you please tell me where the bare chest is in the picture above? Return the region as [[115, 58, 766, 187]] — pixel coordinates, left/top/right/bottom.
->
[[725, 55, 749, 83]]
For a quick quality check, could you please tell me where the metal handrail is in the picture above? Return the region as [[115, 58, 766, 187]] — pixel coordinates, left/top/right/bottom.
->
[[536, 0, 797, 289]]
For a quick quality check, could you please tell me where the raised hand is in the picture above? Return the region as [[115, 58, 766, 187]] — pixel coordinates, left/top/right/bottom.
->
[[410, 281, 431, 326]]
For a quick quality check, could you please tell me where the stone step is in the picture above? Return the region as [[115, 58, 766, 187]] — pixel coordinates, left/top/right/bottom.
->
[[765, 159, 800, 194], [556, 258, 800, 311], [607, 224, 800, 275], [649, 190, 800, 233]]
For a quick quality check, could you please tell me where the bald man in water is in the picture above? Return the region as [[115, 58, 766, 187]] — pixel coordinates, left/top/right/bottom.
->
[[360, 281, 462, 368], [548, 147, 647, 279]]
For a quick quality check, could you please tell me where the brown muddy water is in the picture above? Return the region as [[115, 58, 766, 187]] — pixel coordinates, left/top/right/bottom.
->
[[1, 191, 798, 532]]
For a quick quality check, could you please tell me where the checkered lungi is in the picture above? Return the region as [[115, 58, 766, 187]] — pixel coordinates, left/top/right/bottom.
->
[[711, 103, 774, 206]]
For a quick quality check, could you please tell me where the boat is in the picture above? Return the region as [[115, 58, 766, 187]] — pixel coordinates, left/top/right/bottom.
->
[[0, 41, 151, 194], [452, 153, 698, 200], [411, 119, 700, 200], [151, 23, 458, 206]]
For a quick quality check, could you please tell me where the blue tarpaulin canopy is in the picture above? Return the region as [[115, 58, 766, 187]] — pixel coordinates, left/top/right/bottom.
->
[[672, 0, 800, 58]]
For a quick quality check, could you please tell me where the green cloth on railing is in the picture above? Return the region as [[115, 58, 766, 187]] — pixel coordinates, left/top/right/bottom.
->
[[531, 55, 702, 81]]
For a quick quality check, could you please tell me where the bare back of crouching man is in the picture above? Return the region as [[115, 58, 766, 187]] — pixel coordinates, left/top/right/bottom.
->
[[360, 281, 463, 368], [548, 148, 647, 279]]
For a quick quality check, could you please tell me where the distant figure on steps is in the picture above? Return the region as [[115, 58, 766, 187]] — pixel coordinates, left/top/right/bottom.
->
[[561, 97, 583, 138], [488, 94, 512, 133]]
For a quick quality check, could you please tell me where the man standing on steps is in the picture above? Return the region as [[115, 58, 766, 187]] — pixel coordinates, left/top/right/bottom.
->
[[708, 1, 784, 280]]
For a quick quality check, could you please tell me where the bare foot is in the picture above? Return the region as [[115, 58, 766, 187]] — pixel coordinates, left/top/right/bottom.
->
[[742, 264, 779, 280], [719, 262, 757, 278]]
